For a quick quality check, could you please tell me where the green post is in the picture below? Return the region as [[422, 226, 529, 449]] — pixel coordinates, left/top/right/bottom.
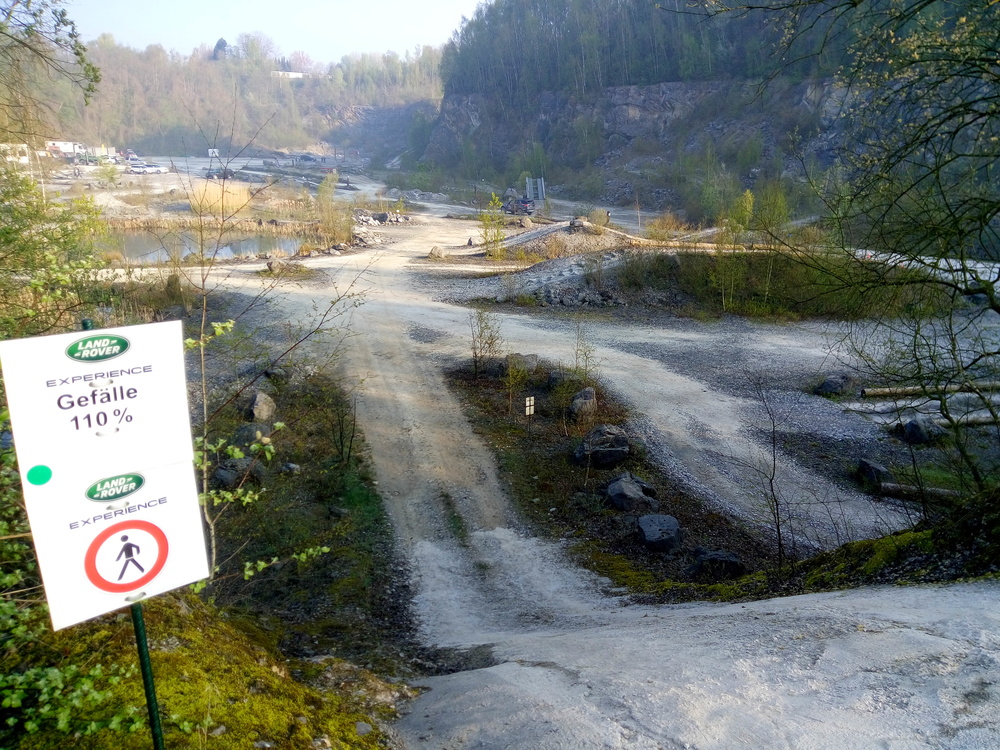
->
[[130, 603, 165, 750]]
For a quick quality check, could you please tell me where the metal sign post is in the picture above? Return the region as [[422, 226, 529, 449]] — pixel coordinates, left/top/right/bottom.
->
[[0, 320, 208, 748], [131, 602, 166, 750]]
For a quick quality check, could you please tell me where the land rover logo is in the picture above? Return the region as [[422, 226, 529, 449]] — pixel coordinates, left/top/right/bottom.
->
[[66, 334, 130, 362], [86, 473, 144, 502]]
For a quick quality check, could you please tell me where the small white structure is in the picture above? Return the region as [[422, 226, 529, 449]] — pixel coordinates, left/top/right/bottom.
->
[[0, 143, 31, 164]]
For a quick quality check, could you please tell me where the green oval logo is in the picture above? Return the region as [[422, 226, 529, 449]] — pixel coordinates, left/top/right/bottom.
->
[[85, 473, 144, 502], [66, 334, 130, 362]]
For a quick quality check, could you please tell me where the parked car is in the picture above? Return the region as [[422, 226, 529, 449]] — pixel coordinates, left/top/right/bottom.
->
[[125, 161, 148, 174], [503, 196, 535, 215], [205, 167, 235, 179], [142, 163, 169, 174]]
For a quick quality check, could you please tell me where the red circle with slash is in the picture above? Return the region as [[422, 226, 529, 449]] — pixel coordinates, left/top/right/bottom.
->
[[84, 520, 169, 593]]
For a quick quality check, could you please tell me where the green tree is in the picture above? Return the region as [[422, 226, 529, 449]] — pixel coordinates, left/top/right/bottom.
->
[[716, 0, 1000, 510], [479, 192, 505, 259], [0, 0, 100, 142], [0, 173, 133, 742]]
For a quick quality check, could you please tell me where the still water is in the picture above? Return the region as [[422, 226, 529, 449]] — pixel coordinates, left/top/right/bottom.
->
[[101, 230, 303, 264]]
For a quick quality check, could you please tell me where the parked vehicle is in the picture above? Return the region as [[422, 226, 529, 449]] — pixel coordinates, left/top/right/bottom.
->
[[125, 162, 147, 174], [205, 167, 235, 179], [142, 163, 169, 174], [503, 196, 535, 215]]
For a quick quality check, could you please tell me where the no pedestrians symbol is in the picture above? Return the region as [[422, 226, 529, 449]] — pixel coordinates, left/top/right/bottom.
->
[[84, 520, 169, 594]]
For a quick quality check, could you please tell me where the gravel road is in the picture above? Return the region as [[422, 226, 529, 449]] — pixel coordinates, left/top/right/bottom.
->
[[203, 212, 1000, 749]]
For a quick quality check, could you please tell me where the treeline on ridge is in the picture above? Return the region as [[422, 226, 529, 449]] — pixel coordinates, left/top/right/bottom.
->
[[440, 0, 847, 102], [48, 34, 443, 155]]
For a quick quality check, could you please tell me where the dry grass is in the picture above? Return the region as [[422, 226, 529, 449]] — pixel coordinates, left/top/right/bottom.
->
[[189, 179, 252, 217], [644, 211, 692, 241]]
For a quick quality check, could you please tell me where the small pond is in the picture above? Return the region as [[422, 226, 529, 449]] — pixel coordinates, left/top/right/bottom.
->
[[99, 230, 304, 264]]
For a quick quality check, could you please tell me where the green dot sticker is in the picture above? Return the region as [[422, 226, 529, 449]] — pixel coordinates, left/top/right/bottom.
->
[[26, 465, 52, 486]]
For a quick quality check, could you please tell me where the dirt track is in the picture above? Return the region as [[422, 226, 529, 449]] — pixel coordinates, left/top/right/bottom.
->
[[204, 212, 1000, 749]]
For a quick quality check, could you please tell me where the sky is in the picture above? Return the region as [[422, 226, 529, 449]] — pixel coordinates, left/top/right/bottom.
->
[[65, 0, 485, 64]]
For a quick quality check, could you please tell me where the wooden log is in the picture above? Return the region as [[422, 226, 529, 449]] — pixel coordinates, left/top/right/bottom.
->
[[932, 415, 1000, 428], [862, 382, 1000, 398], [879, 482, 962, 501]]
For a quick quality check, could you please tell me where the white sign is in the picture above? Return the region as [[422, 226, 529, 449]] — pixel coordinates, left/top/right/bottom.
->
[[207, 148, 219, 158], [0, 321, 209, 630]]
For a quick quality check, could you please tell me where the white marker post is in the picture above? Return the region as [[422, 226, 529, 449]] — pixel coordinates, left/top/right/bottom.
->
[[0, 319, 209, 750]]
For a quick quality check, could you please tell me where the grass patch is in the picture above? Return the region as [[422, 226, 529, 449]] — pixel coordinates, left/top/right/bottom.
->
[[447, 360, 778, 603], [616, 249, 944, 319], [6, 363, 411, 749]]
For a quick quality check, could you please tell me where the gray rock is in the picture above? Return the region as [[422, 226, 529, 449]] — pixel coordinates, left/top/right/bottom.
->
[[355, 722, 373, 737], [233, 422, 272, 449], [901, 418, 947, 444], [428, 245, 446, 259], [637, 514, 682, 552], [857, 458, 893, 488], [814, 374, 856, 396], [213, 458, 265, 489], [246, 391, 276, 422], [606, 472, 659, 512], [574, 424, 630, 468], [688, 549, 746, 581], [569, 387, 597, 422], [504, 353, 539, 375], [264, 366, 291, 385]]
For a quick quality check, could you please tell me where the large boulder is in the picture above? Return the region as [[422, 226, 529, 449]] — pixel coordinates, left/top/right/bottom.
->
[[688, 549, 747, 581], [637, 514, 682, 553], [901, 418, 947, 444], [814, 374, 856, 397], [606, 472, 659, 512], [574, 424, 630, 468], [503, 353, 539, 375], [569, 387, 597, 422], [246, 391, 276, 422], [212, 457, 265, 489], [857, 458, 894, 488]]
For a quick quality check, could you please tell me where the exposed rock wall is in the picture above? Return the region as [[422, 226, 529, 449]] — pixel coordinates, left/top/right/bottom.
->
[[422, 78, 850, 209]]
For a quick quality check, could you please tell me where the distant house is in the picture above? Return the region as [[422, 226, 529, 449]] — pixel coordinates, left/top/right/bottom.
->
[[270, 71, 305, 79]]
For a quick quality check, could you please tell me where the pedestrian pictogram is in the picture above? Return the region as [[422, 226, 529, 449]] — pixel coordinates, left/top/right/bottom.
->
[[85, 520, 169, 594], [117, 535, 144, 579]]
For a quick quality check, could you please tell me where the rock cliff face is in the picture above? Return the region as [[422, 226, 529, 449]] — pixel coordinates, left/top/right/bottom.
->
[[422, 78, 850, 210], [323, 100, 440, 163]]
